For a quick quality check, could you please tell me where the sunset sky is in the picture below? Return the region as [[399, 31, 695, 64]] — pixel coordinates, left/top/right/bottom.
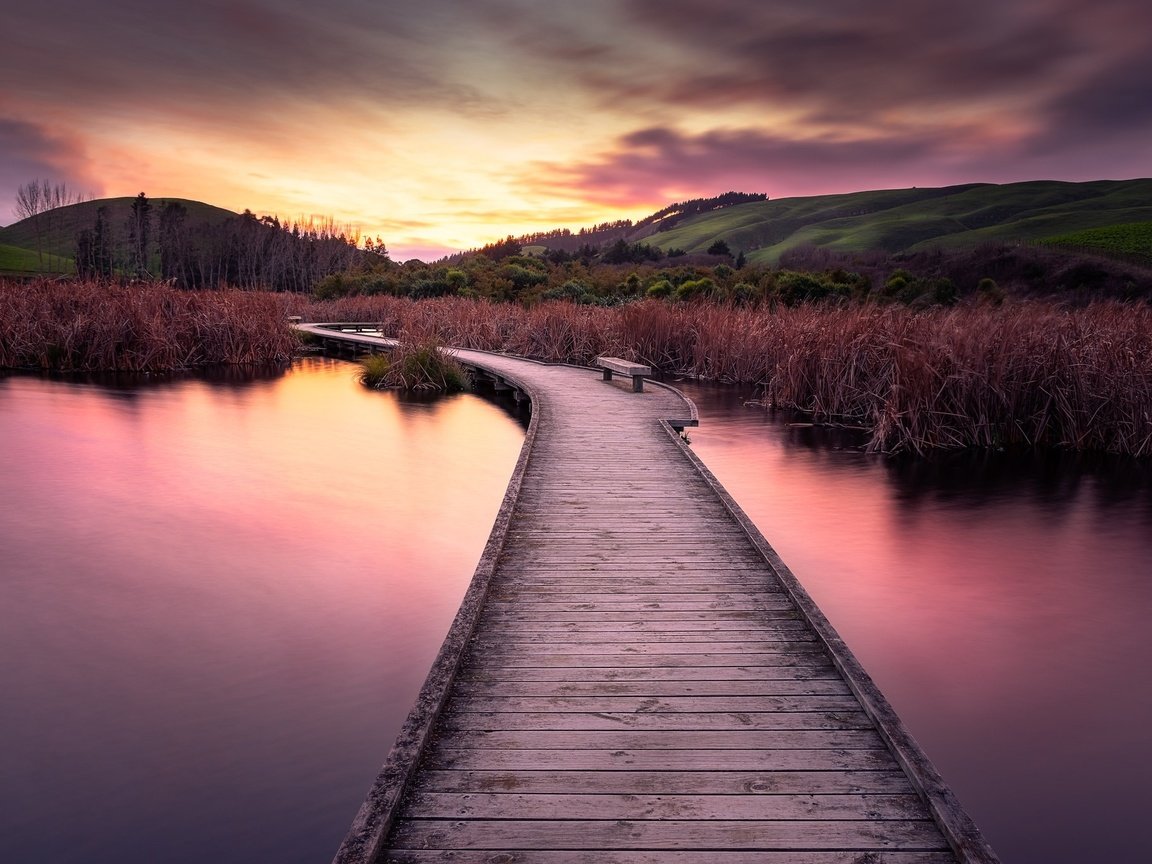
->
[[3, 0, 1149, 260]]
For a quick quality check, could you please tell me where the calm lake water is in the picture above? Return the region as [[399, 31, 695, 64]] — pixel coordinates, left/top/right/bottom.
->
[[0, 358, 526, 864], [676, 380, 1152, 864], [2, 359, 1150, 864]]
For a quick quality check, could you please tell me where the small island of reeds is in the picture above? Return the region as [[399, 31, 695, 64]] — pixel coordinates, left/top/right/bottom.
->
[[358, 336, 469, 393]]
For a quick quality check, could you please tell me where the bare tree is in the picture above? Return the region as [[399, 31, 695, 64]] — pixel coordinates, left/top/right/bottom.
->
[[15, 179, 91, 271], [14, 180, 47, 267]]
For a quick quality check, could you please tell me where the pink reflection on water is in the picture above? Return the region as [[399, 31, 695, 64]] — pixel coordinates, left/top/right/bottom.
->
[[678, 382, 1152, 864], [0, 359, 525, 864]]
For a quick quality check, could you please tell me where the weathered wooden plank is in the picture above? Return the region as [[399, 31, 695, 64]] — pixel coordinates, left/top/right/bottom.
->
[[469, 651, 827, 668], [426, 748, 899, 772], [451, 695, 861, 713], [452, 679, 848, 698], [383, 851, 956, 864], [484, 601, 791, 613], [499, 562, 767, 570], [476, 622, 811, 635], [502, 525, 737, 532], [503, 546, 764, 556], [485, 588, 784, 601], [473, 632, 819, 646], [488, 591, 784, 602], [442, 710, 872, 732], [470, 631, 811, 645], [459, 665, 835, 682], [476, 631, 821, 645], [387, 818, 948, 851], [499, 555, 770, 564], [495, 580, 779, 590], [436, 728, 885, 750], [480, 610, 804, 622], [470, 641, 823, 655], [506, 530, 751, 539], [412, 769, 916, 796], [404, 791, 927, 820]]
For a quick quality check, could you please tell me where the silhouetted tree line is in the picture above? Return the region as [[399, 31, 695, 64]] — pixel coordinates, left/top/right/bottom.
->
[[472, 236, 524, 262], [518, 227, 574, 244], [74, 193, 371, 290], [634, 192, 769, 231], [452, 194, 768, 261], [578, 219, 634, 235]]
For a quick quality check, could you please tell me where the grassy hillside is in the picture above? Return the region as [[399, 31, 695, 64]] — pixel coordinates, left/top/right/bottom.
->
[[0, 197, 239, 272], [635, 179, 1152, 264], [0, 243, 58, 275], [1045, 221, 1152, 264]]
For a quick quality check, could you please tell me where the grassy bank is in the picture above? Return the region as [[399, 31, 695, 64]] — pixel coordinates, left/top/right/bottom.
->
[[297, 295, 1152, 455], [0, 279, 298, 371]]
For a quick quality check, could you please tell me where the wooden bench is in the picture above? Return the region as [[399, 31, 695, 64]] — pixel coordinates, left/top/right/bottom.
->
[[596, 356, 651, 392]]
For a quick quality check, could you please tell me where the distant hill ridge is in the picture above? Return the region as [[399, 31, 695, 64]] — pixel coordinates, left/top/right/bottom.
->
[[2, 180, 1150, 275], [0, 197, 239, 274], [505, 179, 1152, 264]]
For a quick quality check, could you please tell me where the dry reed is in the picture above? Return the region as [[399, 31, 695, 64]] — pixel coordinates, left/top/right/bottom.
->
[[296, 295, 1152, 455], [0, 279, 298, 371]]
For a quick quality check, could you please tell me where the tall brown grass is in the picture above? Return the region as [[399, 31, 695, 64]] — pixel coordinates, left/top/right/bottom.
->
[[0, 279, 298, 371], [296, 295, 1152, 455], [28, 285, 1142, 454]]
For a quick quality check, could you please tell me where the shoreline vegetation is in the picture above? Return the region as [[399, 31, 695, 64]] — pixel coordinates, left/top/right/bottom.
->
[[3, 279, 1150, 456], [0, 280, 297, 371], [300, 295, 1152, 456]]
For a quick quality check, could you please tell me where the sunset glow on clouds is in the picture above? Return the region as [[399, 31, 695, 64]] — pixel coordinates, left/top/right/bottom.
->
[[3, 0, 1149, 259]]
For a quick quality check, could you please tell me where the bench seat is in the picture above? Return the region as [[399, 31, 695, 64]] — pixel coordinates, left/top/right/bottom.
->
[[596, 356, 652, 392]]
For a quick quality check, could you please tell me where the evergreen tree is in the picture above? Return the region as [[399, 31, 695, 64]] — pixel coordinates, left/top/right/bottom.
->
[[128, 192, 152, 278]]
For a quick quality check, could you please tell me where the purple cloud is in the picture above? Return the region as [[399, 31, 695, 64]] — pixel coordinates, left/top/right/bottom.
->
[[522, 118, 1146, 210], [4, 0, 510, 122], [0, 118, 102, 224]]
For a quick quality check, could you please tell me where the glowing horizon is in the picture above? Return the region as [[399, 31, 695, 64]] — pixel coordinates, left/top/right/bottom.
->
[[4, 0, 1150, 260]]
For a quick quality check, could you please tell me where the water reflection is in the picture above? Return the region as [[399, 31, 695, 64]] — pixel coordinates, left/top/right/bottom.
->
[[0, 358, 525, 864], [5, 361, 1149, 864], [676, 379, 1152, 864]]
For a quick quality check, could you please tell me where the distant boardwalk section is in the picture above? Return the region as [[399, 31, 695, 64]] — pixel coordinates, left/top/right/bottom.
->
[[298, 325, 999, 864]]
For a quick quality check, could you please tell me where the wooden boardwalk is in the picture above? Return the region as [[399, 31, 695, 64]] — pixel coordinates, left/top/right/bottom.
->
[[301, 327, 998, 864]]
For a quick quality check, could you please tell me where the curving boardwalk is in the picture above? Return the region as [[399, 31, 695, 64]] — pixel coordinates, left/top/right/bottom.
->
[[300, 326, 998, 864]]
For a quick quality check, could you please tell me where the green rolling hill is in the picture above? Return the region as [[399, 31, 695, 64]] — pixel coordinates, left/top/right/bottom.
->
[[0, 197, 240, 274], [3, 181, 1149, 276], [633, 179, 1152, 264], [0, 242, 50, 275]]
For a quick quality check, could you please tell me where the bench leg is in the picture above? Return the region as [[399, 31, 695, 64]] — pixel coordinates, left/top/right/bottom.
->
[[602, 369, 613, 381], [632, 375, 644, 393]]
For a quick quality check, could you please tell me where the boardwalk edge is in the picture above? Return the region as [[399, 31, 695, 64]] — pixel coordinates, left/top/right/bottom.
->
[[331, 365, 541, 864]]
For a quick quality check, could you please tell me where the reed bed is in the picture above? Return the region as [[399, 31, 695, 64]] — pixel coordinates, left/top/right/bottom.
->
[[297, 295, 1152, 455], [0, 279, 298, 371], [7, 281, 1148, 452]]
